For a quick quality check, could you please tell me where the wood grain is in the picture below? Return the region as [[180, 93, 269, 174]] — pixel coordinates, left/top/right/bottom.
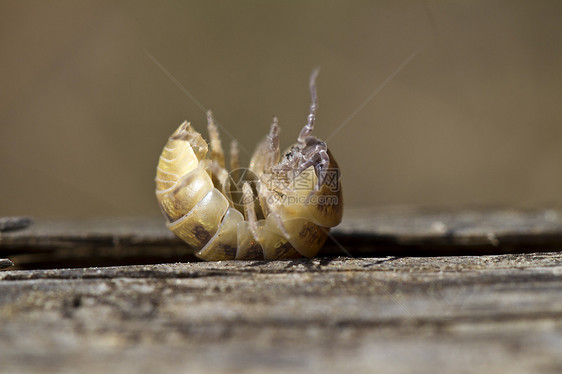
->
[[1, 207, 562, 269], [1, 254, 562, 373], [1, 208, 561, 373]]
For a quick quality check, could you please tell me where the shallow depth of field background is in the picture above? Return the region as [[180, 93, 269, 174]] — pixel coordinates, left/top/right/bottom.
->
[[1, 1, 561, 217]]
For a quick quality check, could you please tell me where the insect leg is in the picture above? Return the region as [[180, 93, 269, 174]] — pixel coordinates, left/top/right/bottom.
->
[[242, 182, 260, 241], [265, 117, 280, 171], [295, 144, 330, 190], [230, 140, 239, 171], [258, 183, 289, 238], [206, 110, 226, 168], [297, 68, 319, 146], [198, 159, 228, 193], [229, 139, 240, 183]]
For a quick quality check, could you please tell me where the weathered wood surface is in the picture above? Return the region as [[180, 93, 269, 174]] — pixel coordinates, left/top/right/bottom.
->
[[1, 254, 562, 373], [0, 216, 33, 233], [1, 208, 562, 372], [2, 207, 562, 269]]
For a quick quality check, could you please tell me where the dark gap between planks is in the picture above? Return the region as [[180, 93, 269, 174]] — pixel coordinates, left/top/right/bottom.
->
[[1, 207, 562, 270]]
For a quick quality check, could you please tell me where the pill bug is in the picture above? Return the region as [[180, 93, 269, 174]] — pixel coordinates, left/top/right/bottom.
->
[[155, 71, 342, 260]]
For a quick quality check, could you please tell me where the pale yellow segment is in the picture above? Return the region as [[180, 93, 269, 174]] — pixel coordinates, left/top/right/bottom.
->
[[308, 183, 343, 227], [235, 222, 264, 260], [156, 167, 213, 222], [279, 215, 328, 258], [156, 122, 215, 222], [266, 163, 342, 228], [280, 186, 342, 228], [156, 141, 198, 188], [154, 177, 176, 191], [167, 188, 229, 250], [257, 216, 300, 260], [197, 208, 244, 261], [156, 122, 205, 192]]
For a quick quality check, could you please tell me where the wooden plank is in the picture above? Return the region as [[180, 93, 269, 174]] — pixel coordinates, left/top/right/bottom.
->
[[338, 206, 562, 251], [1, 254, 562, 373], [0, 216, 32, 232], [0, 217, 195, 269], [2, 207, 562, 250], [1, 207, 562, 269]]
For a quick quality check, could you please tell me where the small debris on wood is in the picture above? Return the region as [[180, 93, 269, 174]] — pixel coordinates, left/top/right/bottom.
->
[[0, 258, 13, 269], [0, 216, 33, 232]]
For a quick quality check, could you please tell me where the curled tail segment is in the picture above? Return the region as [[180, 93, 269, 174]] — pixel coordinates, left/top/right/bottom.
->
[[156, 122, 225, 243]]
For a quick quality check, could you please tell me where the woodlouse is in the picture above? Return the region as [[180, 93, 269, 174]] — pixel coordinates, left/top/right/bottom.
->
[[155, 71, 342, 260]]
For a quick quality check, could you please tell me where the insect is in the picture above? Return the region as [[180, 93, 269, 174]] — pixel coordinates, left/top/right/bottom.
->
[[155, 71, 343, 261]]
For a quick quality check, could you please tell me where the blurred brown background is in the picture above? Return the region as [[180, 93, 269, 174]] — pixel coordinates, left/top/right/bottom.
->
[[0, 1, 561, 218]]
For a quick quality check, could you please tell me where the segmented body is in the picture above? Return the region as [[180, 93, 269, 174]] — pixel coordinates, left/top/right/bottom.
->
[[155, 72, 343, 261]]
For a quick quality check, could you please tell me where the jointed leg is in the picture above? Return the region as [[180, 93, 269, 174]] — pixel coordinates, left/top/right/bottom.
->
[[206, 110, 225, 168], [229, 139, 240, 183], [265, 117, 280, 171], [199, 159, 228, 192], [297, 146, 330, 190], [242, 182, 260, 241], [271, 70, 329, 190], [297, 68, 320, 146], [249, 116, 281, 175], [230, 140, 240, 172], [258, 183, 289, 238]]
